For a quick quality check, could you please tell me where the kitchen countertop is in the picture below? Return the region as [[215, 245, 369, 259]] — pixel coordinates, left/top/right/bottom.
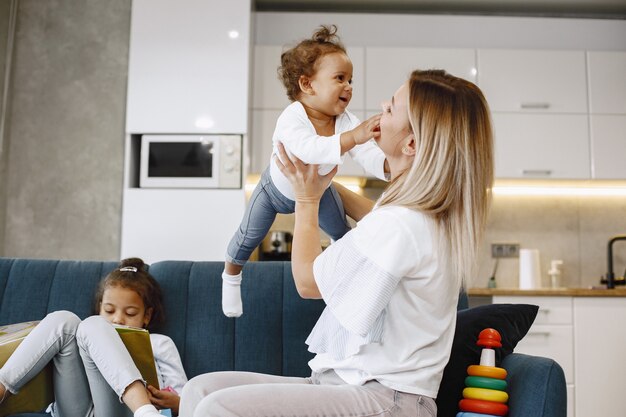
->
[[468, 287, 626, 297]]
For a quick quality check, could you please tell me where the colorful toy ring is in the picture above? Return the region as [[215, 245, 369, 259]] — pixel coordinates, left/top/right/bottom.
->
[[459, 399, 508, 416], [467, 365, 507, 380], [463, 387, 509, 403], [456, 412, 501, 417], [465, 375, 507, 391]]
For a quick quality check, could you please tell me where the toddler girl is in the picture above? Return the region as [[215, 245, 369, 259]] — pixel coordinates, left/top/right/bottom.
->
[[222, 25, 387, 317], [0, 258, 187, 417]]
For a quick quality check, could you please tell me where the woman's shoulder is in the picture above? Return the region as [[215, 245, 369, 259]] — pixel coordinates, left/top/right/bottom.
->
[[365, 205, 429, 228]]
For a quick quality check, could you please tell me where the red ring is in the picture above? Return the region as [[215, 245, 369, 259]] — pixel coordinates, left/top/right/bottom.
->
[[459, 399, 509, 416]]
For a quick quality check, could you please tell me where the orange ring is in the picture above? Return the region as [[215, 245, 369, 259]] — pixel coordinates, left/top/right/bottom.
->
[[459, 399, 509, 416], [467, 365, 507, 380], [463, 387, 509, 403]]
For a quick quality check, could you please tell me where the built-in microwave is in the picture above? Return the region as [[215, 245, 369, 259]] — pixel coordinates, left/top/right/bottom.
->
[[139, 134, 242, 189]]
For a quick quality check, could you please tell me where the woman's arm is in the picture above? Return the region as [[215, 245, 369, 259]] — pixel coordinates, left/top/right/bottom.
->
[[274, 142, 336, 299], [333, 181, 374, 222]]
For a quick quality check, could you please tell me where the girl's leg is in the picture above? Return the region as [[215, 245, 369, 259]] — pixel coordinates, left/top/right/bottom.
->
[[0, 310, 92, 417], [181, 370, 436, 417], [75, 315, 151, 417], [318, 184, 352, 241]]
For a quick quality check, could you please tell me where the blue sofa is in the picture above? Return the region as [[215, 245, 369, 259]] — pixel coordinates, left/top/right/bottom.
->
[[0, 258, 566, 417]]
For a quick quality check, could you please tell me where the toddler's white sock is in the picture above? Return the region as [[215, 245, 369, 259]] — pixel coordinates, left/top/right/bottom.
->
[[134, 404, 162, 417], [222, 271, 243, 317]]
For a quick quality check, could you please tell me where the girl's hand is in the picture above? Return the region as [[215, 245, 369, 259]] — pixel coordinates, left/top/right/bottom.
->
[[274, 142, 336, 205], [147, 385, 180, 415]]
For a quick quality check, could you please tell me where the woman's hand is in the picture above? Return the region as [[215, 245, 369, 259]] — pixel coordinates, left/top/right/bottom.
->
[[147, 385, 180, 415], [273, 142, 336, 205]]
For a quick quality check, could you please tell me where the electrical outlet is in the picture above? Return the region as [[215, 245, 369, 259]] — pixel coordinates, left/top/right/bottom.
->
[[491, 243, 520, 258]]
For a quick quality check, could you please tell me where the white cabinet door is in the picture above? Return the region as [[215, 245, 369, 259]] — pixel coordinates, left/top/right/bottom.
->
[[587, 51, 626, 114], [365, 47, 476, 111], [495, 296, 574, 417], [252, 46, 291, 110], [478, 49, 587, 113], [493, 114, 590, 179], [574, 297, 626, 417], [126, 0, 250, 134], [591, 115, 626, 179], [250, 110, 281, 173]]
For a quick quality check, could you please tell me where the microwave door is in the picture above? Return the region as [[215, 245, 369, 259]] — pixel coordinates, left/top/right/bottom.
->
[[140, 135, 220, 188]]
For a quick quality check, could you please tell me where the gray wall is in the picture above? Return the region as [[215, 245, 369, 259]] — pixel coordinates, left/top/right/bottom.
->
[[1, 0, 131, 260], [0, 0, 11, 256]]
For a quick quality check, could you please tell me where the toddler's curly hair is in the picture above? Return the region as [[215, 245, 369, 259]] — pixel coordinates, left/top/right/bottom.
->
[[278, 25, 347, 102]]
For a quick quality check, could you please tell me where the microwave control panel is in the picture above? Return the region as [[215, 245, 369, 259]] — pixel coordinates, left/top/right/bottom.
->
[[218, 135, 243, 188]]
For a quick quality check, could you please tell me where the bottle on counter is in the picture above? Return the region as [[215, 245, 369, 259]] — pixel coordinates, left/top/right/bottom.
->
[[548, 260, 564, 288]]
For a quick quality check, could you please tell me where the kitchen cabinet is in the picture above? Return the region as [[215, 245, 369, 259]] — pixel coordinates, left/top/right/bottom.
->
[[494, 295, 626, 417], [478, 49, 589, 180], [590, 115, 626, 179], [126, 0, 250, 134], [477, 49, 587, 113], [365, 47, 476, 111], [587, 51, 626, 114], [494, 296, 575, 417], [122, 0, 251, 262], [587, 52, 626, 179], [492, 114, 590, 179], [573, 297, 626, 417]]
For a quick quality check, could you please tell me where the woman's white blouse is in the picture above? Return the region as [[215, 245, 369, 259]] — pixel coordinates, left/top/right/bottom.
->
[[308, 206, 459, 398]]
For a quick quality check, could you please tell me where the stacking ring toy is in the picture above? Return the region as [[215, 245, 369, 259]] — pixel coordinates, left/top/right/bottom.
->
[[459, 399, 508, 416], [456, 413, 501, 417], [463, 387, 509, 403], [467, 365, 507, 380], [465, 375, 507, 391]]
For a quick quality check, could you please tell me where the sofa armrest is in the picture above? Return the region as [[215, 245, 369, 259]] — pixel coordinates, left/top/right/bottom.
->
[[502, 353, 567, 417]]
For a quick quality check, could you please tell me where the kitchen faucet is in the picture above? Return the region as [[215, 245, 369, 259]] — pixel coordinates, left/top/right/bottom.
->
[[606, 235, 626, 289]]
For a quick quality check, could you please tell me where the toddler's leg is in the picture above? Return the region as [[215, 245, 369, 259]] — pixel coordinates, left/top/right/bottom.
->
[[222, 171, 284, 317], [318, 184, 352, 241], [0, 310, 92, 417], [221, 263, 243, 318]]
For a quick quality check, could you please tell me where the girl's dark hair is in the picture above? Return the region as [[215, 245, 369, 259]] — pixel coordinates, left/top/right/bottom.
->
[[93, 257, 165, 332], [278, 24, 347, 102]]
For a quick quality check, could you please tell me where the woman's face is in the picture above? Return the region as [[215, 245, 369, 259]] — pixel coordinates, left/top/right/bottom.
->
[[377, 82, 412, 158], [99, 285, 152, 328]]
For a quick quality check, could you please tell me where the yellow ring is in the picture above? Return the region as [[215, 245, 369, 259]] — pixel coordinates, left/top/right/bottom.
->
[[467, 365, 507, 380], [463, 387, 509, 403]]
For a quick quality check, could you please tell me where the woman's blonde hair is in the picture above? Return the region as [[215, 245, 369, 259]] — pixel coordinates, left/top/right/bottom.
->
[[378, 69, 494, 289]]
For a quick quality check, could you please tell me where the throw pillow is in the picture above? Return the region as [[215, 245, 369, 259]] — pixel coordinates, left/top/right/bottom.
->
[[436, 303, 539, 417]]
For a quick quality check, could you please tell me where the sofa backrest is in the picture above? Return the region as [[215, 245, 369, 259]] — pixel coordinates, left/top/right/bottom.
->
[[0, 258, 325, 379], [0, 258, 468, 381]]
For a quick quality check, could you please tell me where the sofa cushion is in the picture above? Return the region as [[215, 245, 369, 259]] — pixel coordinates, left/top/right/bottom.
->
[[436, 303, 539, 417]]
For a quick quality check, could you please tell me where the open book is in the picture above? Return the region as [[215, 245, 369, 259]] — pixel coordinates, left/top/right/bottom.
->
[[0, 321, 53, 417], [114, 324, 160, 389]]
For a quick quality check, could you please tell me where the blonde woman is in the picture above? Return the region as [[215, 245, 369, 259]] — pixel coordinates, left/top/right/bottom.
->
[[180, 69, 494, 417]]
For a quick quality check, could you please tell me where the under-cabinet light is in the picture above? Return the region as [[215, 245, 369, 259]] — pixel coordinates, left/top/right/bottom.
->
[[493, 180, 626, 196]]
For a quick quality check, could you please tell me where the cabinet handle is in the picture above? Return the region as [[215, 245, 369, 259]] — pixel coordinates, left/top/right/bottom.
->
[[520, 102, 551, 109], [526, 331, 551, 337], [522, 169, 552, 177]]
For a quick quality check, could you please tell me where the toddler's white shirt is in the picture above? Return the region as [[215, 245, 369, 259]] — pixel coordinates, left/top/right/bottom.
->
[[307, 206, 459, 398], [269, 101, 387, 200]]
